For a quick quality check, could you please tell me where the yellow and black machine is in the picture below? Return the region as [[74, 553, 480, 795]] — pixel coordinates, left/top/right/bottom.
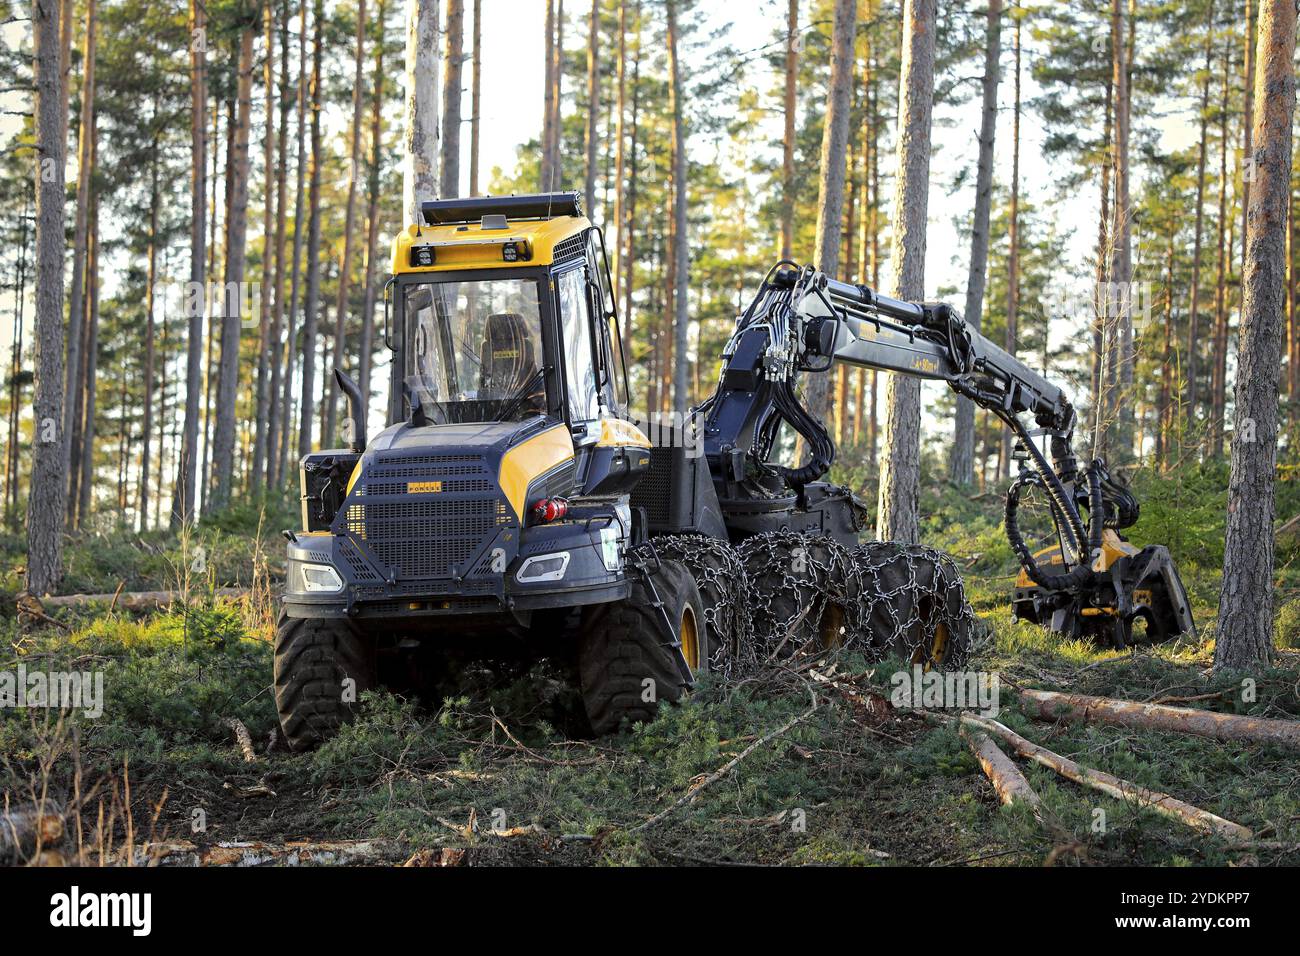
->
[[275, 192, 1194, 749]]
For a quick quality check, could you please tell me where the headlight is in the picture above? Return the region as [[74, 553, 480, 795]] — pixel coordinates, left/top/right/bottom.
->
[[515, 551, 570, 583], [300, 563, 344, 593]]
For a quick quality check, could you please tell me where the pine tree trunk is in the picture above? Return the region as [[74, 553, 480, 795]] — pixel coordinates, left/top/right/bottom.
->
[[265, 5, 293, 489], [1000, 11, 1020, 481], [582, 0, 599, 216], [803, 0, 855, 434], [404, 0, 440, 223], [139, 151, 159, 530], [666, 0, 689, 412], [77, 194, 99, 527], [210, 25, 255, 509], [1210, 25, 1231, 458], [299, 0, 326, 460], [253, 0, 278, 490], [63, 0, 94, 507], [441, 0, 463, 197], [278, 0, 310, 486], [1240, 0, 1255, 279], [780, 0, 798, 261], [26, 0, 68, 596], [876, 0, 935, 545], [611, 0, 628, 300], [359, 0, 388, 424], [469, 0, 481, 194], [620, 1, 641, 351], [542, 0, 556, 190], [325, 0, 369, 447], [950, 0, 1001, 486], [1215, 0, 1295, 671], [1093, 0, 1130, 463], [174, 0, 207, 526], [1186, 0, 1214, 456]]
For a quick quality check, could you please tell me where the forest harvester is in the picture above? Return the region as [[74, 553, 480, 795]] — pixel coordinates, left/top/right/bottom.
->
[[274, 192, 1195, 749]]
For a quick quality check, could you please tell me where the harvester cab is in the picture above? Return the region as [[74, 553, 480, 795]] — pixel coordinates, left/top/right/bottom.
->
[[277, 192, 697, 748]]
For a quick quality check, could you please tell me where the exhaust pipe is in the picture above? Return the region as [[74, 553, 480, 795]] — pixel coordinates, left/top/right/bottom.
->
[[333, 368, 367, 453]]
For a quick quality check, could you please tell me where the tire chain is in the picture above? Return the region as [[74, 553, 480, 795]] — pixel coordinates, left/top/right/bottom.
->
[[646, 531, 977, 676]]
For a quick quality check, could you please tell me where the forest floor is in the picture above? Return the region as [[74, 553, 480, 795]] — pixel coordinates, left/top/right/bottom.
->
[[3, 461, 1300, 867]]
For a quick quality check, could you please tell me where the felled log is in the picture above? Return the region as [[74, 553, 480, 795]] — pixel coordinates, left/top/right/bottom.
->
[[960, 725, 1042, 811], [0, 802, 65, 864], [40, 588, 250, 610], [960, 713, 1254, 844], [1019, 688, 1300, 750], [139, 838, 402, 867]]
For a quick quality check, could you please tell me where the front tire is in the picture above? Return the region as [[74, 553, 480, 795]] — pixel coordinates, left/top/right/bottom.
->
[[273, 612, 377, 751], [577, 558, 708, 735]]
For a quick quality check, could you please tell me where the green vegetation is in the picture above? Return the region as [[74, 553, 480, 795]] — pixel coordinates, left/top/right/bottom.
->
[[3, 471, 1299, 866]]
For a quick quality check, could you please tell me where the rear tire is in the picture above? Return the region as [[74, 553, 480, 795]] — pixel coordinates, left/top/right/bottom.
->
[[577, 559, 708, 735], [274, 611, 377, 751]]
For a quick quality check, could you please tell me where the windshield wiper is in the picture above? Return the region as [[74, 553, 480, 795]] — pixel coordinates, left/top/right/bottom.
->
[[495, 369, 546, 423]]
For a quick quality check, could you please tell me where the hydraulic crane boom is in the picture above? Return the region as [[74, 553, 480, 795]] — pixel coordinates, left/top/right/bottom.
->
[[692, 262, 1194, 649]]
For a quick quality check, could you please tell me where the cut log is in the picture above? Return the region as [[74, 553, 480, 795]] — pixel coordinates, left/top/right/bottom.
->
[[139, 838, 402, 867], [223, 717, 257, 763], [39, 588, 250, 610], [960, 725, 1042, 810], [0, 802, 65, 863], [960, 712, 1254, 844], [1019, 688, 1300, 750]]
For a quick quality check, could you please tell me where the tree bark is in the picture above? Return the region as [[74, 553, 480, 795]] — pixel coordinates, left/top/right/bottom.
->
[[76, 172, 99, 527], [469, 0, 481, 194], [63, 0, 94, 511], [1210, 23, 1231, 457], [359, 0, 389, 425], [210, 25, 255, 509], [278, 0, 310, 486], [1186, 0, 1214, 454], [299, 0, 326, 460], [404, 0, 440, 224], [26, 0, 68, 596], [583, 0, 600, 217], [958, 712, 1254, 844], [174, 0, 207, 526], [1019, 688, 1300, 750], [325, 0, 370, 448], [666, 0, 689, 412], [441, 0, 463, 197], [1214, 0, 1295, 671], [620, 1, 641, 351], [876, 0, 934, 545], [139, 149, 160, 530], [266, 2, 293, 489], [253, 0, 279, 490], [803, 0, 856, 433], [542, 0, 557, 190], [951, 0, 1002, 485], [780, 0, 798, 261], [611, 0, 628, 300], [998, 10, 1020, 482]]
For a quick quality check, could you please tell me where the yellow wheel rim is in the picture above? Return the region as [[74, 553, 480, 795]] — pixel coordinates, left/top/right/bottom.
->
[[819, 604, 846, 651], [912, 622, 949, 670], [680, 606, 700, 671]]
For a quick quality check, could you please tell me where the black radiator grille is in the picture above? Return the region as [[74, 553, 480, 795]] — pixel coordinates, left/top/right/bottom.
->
[[341, 453, 506, 580]]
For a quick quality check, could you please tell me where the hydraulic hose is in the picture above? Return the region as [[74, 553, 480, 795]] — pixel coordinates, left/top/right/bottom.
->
[[1006, 460, 1103, 590], [1003, 412, 1088, 555]]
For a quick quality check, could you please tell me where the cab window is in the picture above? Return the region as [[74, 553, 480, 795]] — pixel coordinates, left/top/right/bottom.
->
[[556, 267, 602, 424]]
